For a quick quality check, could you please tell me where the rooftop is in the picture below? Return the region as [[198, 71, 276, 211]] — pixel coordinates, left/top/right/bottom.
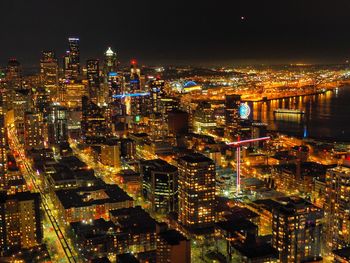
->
[[178, 152, 213, 164], [159, 229, 188, 246], [56, 185, 133, 209]]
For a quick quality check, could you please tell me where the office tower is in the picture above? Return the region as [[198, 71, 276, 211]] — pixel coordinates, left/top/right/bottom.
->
[[63, 50, 71, 79], [11, 89, 32, 143], [193, 101, 216, 133], [24, 111, 44, 150], [64, 38, 80, 80], [40, 50, 58, 86], [149, 78, 165, 115], [0, 192, 42, 253], [130, 59, 141, 82], [272, 196, 323, 262], [129, 59, 146, 117], [86, 59, 100, 103], [81, 96, 109, 144], [107, 72, 126, 125], [325, 163, 350, 250], [47, 104, 68, 145], [68, 37, 80, 79], [178, 153, 216, 230], [6, 58, 21, 88], [104, 47, 117, 75], [225, 94, 241, 139], [156, 229, 191, 263], [140, 159, 178, 214]]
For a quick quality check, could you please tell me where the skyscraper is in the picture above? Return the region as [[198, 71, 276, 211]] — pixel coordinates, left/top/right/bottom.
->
[[64, 38, 80, 80], [103, 47, 117, 75], [24, 111, 44, 150], [68, 37, 80, 78], [272, 196, 323, 262], [6, 58, 21, 89], [40, 50, 58, 86], [86, 59, 100, 103], [0, 192, 42, 253], [81, 96, 109, 144], [325, 162, 350, 251], [178, 153, 216, 230], [225, 94, 241, 139], [149, 78, 165, 115], [140, 159, 178, 214], [47, 104, 68, 145]]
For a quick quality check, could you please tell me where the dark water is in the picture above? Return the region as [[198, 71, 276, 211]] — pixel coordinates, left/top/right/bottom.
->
[[251, 85, 350, 141]]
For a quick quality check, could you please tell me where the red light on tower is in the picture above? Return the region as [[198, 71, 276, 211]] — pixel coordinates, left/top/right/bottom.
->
[[131, 59, 137, 66]]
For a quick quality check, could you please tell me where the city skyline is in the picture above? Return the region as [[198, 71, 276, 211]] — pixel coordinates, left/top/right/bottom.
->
[[1, 1, 350, 263], [2, 0, 350, 67]]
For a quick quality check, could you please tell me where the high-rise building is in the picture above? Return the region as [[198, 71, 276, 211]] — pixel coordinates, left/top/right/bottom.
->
[[140, 159, 178, 214], [40, 50, 58, 86], [178, 153, 216, 230], [225, 94, 241, 139], [272, 196, 323, 262], [11, 89, 32, 143], [6, 58, 21, 89], [149, 78, 165, 115], [0, 191, 42, 254], [104, 47, 117, 75], [86, 59, 100, 103], [68, 37, 80, 79], [24, 111, 44, 150], [63, 50, 71, 79], [81, 96, 109, 144], [64, 38, 80, 80], [47, 104, 68, 145], [325, 163, 350, 251], [129, 59, 146, 117], [107, 72, 126, 125]]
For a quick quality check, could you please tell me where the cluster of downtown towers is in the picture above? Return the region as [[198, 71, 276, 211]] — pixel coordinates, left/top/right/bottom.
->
[[0, 37, 349, 263]]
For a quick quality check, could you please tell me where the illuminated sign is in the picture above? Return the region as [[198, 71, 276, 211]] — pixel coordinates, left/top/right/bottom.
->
[[239, 103, 251, 119]]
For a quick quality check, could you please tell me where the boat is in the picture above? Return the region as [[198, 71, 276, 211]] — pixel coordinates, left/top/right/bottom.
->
[[274, 108, 305, 114]]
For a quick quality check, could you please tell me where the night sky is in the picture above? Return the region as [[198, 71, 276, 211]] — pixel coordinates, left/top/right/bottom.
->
[[1, 0, 350, 67]]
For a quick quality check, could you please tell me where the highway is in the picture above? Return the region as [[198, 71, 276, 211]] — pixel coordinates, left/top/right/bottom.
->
[[8, 128, 78, 263]]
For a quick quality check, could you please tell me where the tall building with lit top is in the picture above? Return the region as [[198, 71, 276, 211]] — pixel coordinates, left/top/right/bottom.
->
[[64, 38, 80, 80], [104, 47, 117, 75], [325, 162, 350, 251], [178, 153, 216, 230], [40, 50, 58, 86]]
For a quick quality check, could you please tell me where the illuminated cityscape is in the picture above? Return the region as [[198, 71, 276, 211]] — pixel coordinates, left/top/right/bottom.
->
[[1, 1, 350, 263]]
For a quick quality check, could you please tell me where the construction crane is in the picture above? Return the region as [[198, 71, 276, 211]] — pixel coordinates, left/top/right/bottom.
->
[[226, 136, 270, 195]]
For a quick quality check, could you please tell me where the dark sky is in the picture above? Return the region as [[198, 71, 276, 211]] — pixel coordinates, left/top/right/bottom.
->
[[1, 0, 350, 67]]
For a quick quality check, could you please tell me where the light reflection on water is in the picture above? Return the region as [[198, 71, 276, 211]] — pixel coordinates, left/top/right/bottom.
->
[[250, 85, 350, 141]]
